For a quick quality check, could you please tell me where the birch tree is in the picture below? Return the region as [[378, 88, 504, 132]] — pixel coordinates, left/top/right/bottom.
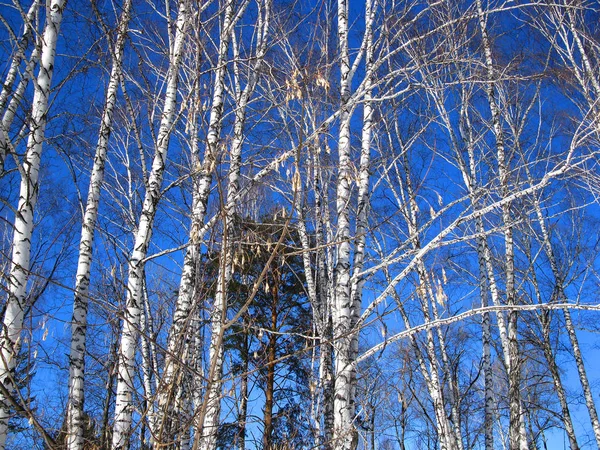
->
[[0, 0, 66, 446], [66, 1, 132, 448], [111, 0, 189, 446], [0, 0, 600, 447], [530, 3, 600, 444], [331, 0, 378, 447], [155, 0, 237, 440], [0, 0, 40, 176], [193, 2, 272, 448]]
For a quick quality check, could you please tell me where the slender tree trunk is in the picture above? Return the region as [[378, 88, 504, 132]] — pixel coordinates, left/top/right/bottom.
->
[[101, 337, 120, 450], [332, 0, 357, 447], [476, 2, 527, 447], [427, 274, 464, 450], [395, 149, 458, 450], [563, 308, 600, 445], [66, 2, 132, 448], [235, 329, 249, 450], [140, 275, 157, 447], [1, 45, 38, 167], [480, 243, 494, 450], [332, 1, 378, 445], [193, 4, 270, 448], [0, 0, 66, 446], [0, 0, 38, 114], [0, 0, 39, 173], [295, 135, 335, 449], [111, 1, 189, 447], [517, 143, 580, 450], [530, 6, 600, 444], [539, 310, 578, 450], [157, 1, 236, 439], [262, 281, 278, 450]]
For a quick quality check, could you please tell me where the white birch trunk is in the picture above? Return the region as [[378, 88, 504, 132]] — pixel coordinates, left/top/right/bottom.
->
[[332, 0, 356, 446], [140, 276, 156, 448], [532, 7, 600, 442], [155, 54, 204, 450], [476, 2, 527, 447], [157, 2, 237, 439], [0, 0, 38, 114], [0, 0, 65, 446], [293, 134, 328, 447], [1, 46, 38, 160], [195, 5, 270, 448], [563, 307, 600, 445], [332, 2, 381, 446], [426, 273, 463, 450], [398, 151, 458, 450], [315, 144, 335, 448], [424, 59, 500, 450], [537, 301, 579, 450], [0, 0, 41, 176], [66, 2, 132, 448], [0, 0, 39, 173], [295, 147, 335, 448], [382, 265, 448, 449], [558, 6, 600, 444], [111, 1, 189, 447]]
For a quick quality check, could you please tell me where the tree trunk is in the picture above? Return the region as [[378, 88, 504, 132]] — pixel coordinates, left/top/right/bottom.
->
[[193, 3, 269, 448], [262, 280, 278, 450], [563, 308, 600, 446], [111, 1, 189, 446], [0, 0, 39, 174], [157, 0, 235, 440], [476, 2, 527, 447], [332, 0, 357, 447], [66, 1, 132, 448], [0, 0, 66, 446]]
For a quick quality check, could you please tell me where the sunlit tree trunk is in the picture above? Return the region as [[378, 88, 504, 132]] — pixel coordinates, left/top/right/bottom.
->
[[531, 4, 600, 444], [111, 1, 189, 446], [140, 274, 158, 446], [0, 0, 39, 174], [332, 0, 357, 446], [157, 1, 234, 440], [396, 151, 458, 450], [66, 1, 132, 448], [476, 2, 527, 447], [0, 0, 66, 446], [194, 3, 270, 449]]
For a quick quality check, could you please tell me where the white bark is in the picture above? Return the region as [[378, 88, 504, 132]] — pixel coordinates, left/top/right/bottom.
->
[[0, 0, 65, 446], [159, 1, 241, 447], [332, 0, 355, 445], [294, 142, 334, 448], [158, 2, 237, 437], [535, 5, 600, 443], [533, 288, 579, 450], [111, 1, 189, 447], [332, 1, 379, 447], [195, 4, 270, 448], [393, 152, 458, 450], [66, 1, 132, 448], [140, 276, 156, 448], [476, 2, 527, 447], [529, 5, 600, 442], [378, 249, 448, 450], [0, 0, 39, 173], [563, 307, 600, 446]]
